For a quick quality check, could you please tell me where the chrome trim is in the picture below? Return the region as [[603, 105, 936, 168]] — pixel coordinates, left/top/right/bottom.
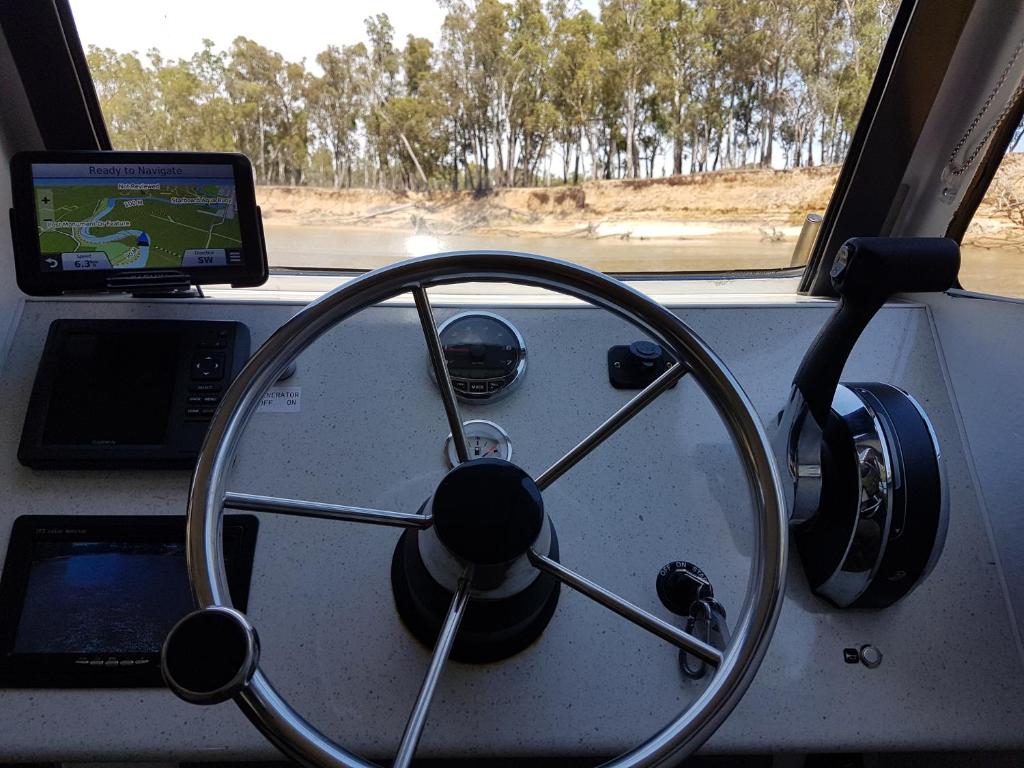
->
[[414, 286, 469, 461], [161, 606, 259, 706], [528, 548, 723, 667], [223, 492, 432, 529], [393, 576, 471, 768], [434, 310, 527, 404], [185, 250, 788, 768], [535, 362, 686, 491], [773, 387, 823, 526], [814, 384, 896, 607]]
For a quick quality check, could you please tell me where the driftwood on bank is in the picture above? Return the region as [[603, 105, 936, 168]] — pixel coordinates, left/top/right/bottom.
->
[[352, 203, 417, 222]]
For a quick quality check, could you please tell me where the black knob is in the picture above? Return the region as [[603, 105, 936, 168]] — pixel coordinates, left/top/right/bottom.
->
[[656, 561, 713, 616], [628, 340, 663, 370]]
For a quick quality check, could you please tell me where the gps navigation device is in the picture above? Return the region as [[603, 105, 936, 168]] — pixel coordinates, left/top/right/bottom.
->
[[10, 151, 268, 295]]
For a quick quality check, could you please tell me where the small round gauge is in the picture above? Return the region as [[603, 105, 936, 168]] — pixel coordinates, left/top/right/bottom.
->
[[444, 420, 512, 467], [437, 311, 526, 402]]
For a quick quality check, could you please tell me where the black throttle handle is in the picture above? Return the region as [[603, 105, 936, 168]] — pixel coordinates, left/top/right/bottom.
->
[[794, 237, 960, 428]]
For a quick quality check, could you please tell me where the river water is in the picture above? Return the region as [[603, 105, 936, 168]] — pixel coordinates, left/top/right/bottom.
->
[[263, 225, 796, 273], [263, 224, 1023, 294]]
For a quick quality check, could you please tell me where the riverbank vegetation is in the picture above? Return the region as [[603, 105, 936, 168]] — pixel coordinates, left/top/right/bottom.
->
[[87, 0, 897, 191]]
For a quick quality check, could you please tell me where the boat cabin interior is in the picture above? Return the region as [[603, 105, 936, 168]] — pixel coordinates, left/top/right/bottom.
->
[[0, 1, 1021, 766]]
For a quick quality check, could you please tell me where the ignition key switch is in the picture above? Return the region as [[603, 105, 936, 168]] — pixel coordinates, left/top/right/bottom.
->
[[657, 561, 731, 680]]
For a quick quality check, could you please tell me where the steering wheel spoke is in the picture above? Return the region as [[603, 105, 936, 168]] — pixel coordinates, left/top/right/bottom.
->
[[412, 285, 469, 464], [223, 492, 432, 529], [535, 362, 686, 491], [393, 574, 472, 768], [528, 548, 723, 668]]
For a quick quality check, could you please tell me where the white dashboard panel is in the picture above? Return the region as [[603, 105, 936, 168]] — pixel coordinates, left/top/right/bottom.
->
[[0, 296, 1020, 761]]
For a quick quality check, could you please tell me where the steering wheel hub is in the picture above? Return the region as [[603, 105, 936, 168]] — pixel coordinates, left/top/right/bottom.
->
[[430, 458, 544, 566], [391, 459, 561, 664]]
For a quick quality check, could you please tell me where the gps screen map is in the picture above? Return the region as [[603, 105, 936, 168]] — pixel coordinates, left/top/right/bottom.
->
[[31, 162, 243, 273]]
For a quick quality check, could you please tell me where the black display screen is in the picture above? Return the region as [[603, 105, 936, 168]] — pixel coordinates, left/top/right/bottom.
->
[[440, 315, 522, 380], [18, 319, 250, 469], [0, 516, 258, 687], [14, 540, 194, 655], [41, 331, 179, 446]]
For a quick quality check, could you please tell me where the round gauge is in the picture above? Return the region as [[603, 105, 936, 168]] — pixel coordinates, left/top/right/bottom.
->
[[444, 420, 512, 467], [437, 311, 526, 402]]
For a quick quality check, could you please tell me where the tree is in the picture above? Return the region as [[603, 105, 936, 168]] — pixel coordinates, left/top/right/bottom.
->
[[600, 0, 660, 178], [550, 6, 602, 182], [308, 44, 365, 188], [361, 14, 430, 188], [89, 0, 901, 189]]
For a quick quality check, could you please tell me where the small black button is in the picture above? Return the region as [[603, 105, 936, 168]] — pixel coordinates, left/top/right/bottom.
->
[[453, 379, 468, 392], [629, 340, 663, 370], [187, 395, 204, 405], [189, 383, 221, 393], [200, 395, 220, 405], [185, 406, 204, 418], [468, 381, 486, 393], [487, 380, 503, 392], [843, 647, 860, 664], [200, 407, 216, 416]]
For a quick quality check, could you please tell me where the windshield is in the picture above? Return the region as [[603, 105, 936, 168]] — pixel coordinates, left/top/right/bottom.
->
[[71, 0, 898, 274]]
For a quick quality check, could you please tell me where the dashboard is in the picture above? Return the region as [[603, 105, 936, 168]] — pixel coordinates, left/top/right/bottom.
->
[[0, 294, 1021, 761]]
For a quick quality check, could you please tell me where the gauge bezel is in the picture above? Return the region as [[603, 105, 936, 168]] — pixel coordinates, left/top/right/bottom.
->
[[443, 419, 512, 468], [434, 311, 527, 403]]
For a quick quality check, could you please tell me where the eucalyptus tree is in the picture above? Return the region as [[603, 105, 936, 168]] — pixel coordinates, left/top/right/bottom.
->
[[599, 0, 660, 178], [307, 44, 366, 188], [549, 5, 602, 182], [87, 0, 902, 188]]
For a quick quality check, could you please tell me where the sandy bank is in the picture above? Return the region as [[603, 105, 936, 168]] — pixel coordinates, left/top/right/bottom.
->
[[254, 160, 1024, 252]]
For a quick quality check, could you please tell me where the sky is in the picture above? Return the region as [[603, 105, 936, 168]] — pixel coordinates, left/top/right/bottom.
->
[[69, 0, 601, 69]]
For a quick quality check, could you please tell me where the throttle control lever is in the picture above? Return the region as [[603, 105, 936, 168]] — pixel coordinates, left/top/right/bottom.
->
[[792, 237, 960, 430], [776, 237, 958, 608]]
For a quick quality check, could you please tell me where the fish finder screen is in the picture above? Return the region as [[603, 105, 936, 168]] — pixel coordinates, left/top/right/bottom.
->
[[41, 331, 179, 447], [31, 162, 244, 273], [13, 540, 195, 654]]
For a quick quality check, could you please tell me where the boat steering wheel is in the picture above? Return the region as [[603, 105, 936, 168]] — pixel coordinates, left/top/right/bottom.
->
[[162, 251, 788, 768]]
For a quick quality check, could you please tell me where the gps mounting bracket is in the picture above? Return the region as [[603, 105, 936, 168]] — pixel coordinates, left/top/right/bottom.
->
[[104, 271, 205, 298]]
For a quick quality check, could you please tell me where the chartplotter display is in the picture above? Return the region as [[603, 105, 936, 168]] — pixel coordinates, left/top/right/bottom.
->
[[34, 162, 242, 271], [11, 152, 267, 294]]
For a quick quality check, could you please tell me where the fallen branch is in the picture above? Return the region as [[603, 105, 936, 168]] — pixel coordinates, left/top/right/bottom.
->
[[353, 203, 417, 222]]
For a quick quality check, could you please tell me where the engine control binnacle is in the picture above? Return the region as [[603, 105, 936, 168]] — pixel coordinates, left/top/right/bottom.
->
[[435, 311, 526, 403], [775, 237, 959, 609]]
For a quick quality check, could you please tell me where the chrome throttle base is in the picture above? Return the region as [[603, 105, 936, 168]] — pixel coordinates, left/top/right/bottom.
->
[[790, 383, 947, 608]]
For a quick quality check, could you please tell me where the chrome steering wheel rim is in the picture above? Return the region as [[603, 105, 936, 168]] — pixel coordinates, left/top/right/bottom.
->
[[185, 251, 788, 768]]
